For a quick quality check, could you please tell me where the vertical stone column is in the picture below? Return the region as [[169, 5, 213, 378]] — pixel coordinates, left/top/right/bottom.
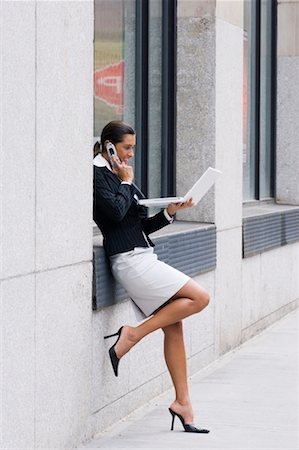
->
[[214, 0, 243, 355], [1, 3, 37, 448], [176, 0, 216, 223], [276, 0, 299, 205], [1, 2, 94, 448], [177, 0, 243, 356]]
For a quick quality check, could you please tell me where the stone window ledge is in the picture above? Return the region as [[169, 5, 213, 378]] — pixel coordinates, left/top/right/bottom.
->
[[242, 203, 299, 258]]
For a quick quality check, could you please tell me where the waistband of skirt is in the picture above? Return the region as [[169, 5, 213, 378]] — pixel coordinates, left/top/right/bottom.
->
[[110, 246, 154, 260]]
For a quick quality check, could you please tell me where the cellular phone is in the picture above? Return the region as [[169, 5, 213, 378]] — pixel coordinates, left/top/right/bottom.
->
[[106, 142, 120, 168]]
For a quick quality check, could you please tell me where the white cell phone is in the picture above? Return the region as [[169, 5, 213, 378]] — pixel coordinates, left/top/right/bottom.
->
[[106, 142, 121, 169]]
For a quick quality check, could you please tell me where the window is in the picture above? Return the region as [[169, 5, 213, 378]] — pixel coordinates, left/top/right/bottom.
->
[[94, 0, 135, 136], [243, 0, 277, 201], [135, 0, 176, 197], [94, 0, 176, 198]]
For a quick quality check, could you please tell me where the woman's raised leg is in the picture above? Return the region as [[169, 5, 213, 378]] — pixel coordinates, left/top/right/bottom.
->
[[114, 279, 209, 358]]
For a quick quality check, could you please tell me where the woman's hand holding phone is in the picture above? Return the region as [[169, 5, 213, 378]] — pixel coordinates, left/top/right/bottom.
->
[[111, 156, 134, 183]]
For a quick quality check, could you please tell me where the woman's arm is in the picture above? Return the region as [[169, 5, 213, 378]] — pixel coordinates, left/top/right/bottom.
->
[[94, 168, 136, 222], [141, 199, 194, 235], [141, 209, 172, 235]]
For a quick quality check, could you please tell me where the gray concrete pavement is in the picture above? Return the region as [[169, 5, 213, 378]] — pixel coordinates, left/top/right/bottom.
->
[[80, 309, 299, 450]]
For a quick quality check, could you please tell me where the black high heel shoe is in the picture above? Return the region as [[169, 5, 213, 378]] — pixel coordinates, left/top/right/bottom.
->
[[103, 326, 123, 377], [169, 408, 210, 433]]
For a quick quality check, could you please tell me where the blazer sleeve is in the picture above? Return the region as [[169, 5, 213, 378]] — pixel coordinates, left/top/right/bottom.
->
[[94, 169, 136, 222], [141, 210, 171, 235]]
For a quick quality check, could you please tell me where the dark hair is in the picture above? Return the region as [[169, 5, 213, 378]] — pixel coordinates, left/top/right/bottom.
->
[[93, 120, 135, 158]]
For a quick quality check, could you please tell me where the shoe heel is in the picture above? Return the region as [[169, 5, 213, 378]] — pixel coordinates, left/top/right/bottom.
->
[[168, 407, 210, 434], [104, 326, 123, 340], [169, 408, 175, 431], [104, 332, 119, 339]]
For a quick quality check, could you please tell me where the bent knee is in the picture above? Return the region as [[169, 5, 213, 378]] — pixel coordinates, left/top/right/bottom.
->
[[193, 289, 210, 312], [202, 291, 210, 308]]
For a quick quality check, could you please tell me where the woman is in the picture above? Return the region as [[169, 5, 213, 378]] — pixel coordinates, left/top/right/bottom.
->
[[93, 120, 210, 433]]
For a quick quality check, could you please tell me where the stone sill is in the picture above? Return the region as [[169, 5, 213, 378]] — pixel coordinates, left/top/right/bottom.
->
[[242, 201, 299, 218], [242, 203, 299, 258], [93, 220, 213, 245]]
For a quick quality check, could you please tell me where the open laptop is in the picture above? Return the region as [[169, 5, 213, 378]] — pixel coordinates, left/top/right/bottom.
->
[[138, 167, 222, 208]]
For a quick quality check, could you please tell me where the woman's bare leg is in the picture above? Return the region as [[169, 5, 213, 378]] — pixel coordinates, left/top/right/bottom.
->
[[162, 321, 195, 424], [114, 279, 209, 358]]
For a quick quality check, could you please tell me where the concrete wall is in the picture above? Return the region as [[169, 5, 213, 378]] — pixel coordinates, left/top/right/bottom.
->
[[1, 2, 94, 449], [241, 241, 299, 341], [276, 0, 299, 204]]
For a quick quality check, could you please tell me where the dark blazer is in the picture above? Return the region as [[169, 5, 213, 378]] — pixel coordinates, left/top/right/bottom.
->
[[93, 165, 171, 256]]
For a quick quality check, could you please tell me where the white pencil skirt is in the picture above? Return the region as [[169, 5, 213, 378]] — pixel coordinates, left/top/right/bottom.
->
[[110, 247, 190, 317]]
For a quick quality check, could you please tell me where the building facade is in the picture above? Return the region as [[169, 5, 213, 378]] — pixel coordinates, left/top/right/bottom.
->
[[1, 0, 298, 448]]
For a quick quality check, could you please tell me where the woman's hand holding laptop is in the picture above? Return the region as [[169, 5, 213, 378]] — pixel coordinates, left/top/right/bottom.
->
[[166, 198, 194, 217]]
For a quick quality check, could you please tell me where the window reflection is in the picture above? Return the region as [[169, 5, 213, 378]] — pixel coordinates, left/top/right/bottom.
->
[[243, 0, 257, 201], [259, 0, 273, 199], [148, 0, 163, 199], [243, 0, 275, 201], [94, 0, 135, 137]]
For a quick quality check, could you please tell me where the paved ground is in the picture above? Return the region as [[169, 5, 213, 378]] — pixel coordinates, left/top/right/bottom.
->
[[80, 309, 299, 450]]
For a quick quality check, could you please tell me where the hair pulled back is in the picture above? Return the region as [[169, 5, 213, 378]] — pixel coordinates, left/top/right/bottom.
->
[[93, 120, 135, 158]]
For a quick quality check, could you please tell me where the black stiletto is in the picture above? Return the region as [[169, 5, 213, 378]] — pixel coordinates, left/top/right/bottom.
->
[[103, 326, 123, 377], [169, 408, 210, 433]]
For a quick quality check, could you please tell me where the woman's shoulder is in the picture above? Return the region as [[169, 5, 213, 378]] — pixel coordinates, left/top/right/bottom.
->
[[94, 165, 120, 191], [94, 165, 111, 178]]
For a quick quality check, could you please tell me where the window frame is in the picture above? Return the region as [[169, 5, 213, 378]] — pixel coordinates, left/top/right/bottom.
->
[[244, 0, 277, 202], [134, 0, 177, 197]]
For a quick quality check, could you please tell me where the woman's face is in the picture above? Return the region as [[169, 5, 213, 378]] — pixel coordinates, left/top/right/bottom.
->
[[115, 134, 136, 165]]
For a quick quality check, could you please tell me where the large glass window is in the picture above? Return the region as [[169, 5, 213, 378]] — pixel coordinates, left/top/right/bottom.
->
[[134, 0, 176, 197], [259, 0, 275, 198], [148, 0, 163, 199], [243, 0, 257, 200], [243, 0, 277, 201], [94, 0, 135, 138], [94, 0, 176, 198]]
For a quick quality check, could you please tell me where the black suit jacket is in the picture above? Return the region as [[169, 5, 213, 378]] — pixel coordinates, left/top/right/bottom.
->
[[93, 165, 171, 256]]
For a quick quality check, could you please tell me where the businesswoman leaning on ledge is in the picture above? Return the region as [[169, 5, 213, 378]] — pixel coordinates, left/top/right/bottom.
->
[[93, 120, 210, 433]]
